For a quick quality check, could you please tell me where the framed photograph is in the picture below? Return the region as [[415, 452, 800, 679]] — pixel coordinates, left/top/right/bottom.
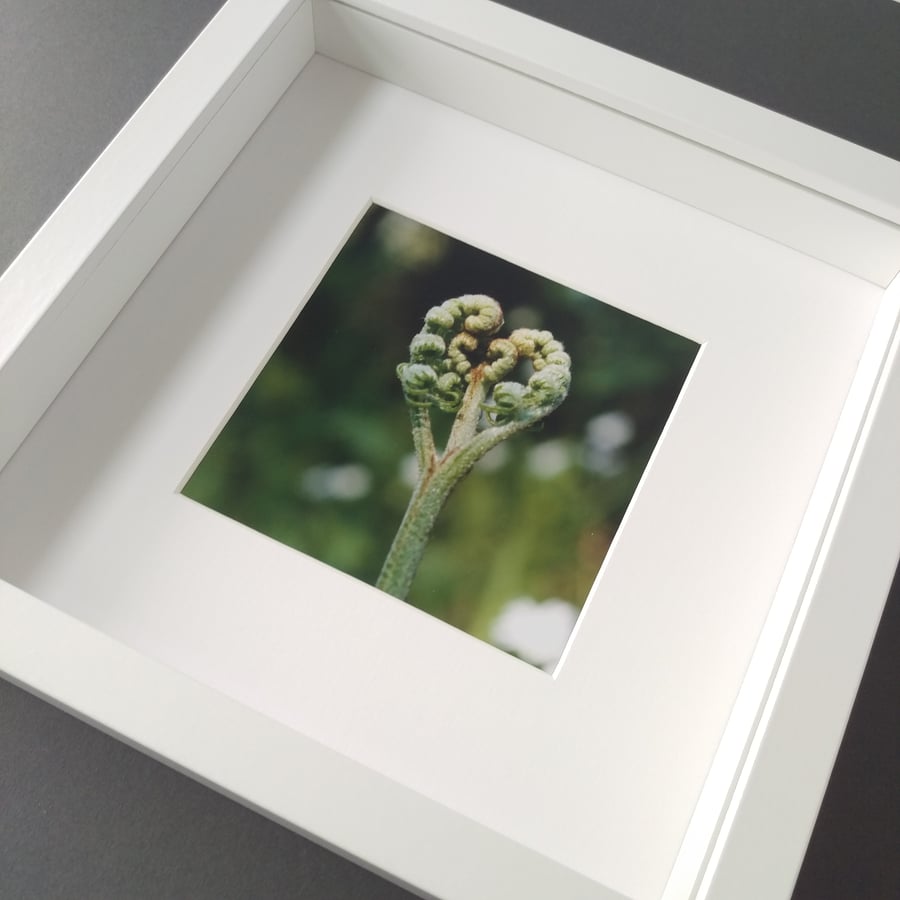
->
[[1, 2, 899, 899], [181, 203, 700, 671]]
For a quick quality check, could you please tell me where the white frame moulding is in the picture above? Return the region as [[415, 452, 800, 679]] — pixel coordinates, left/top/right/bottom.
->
[[1, 2, 899, 899]]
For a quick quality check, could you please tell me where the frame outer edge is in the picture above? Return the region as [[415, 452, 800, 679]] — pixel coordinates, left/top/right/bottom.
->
[[0, 0, 312, 472], [657, 279, 900, 898], [332, 0, 900, 226], [692, 272, 900, 900], [314, 0, 900, 289], [0, 581, 629, 900]]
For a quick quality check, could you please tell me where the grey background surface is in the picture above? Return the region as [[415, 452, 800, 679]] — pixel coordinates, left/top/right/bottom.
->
[[1, 1, 898, 897]]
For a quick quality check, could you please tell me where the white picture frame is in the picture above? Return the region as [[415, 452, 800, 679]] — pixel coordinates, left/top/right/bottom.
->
[[1, 2, 899, 899]]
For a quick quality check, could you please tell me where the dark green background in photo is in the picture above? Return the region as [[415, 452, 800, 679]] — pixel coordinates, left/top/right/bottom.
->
[[183, 205, 698, 666]]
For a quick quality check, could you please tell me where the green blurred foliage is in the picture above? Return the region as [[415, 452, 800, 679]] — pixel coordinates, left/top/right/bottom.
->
[[184, 206, 697, 651]]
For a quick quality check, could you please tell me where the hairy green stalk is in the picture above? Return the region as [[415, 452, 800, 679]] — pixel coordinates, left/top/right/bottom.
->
[[376, 294, 572, 600]]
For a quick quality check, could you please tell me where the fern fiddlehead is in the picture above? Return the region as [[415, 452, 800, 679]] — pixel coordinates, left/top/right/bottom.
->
[[377, 295, 571, 600]]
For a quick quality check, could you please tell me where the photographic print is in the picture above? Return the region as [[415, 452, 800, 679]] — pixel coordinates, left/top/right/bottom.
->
[[183, 205, 699, 671]]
